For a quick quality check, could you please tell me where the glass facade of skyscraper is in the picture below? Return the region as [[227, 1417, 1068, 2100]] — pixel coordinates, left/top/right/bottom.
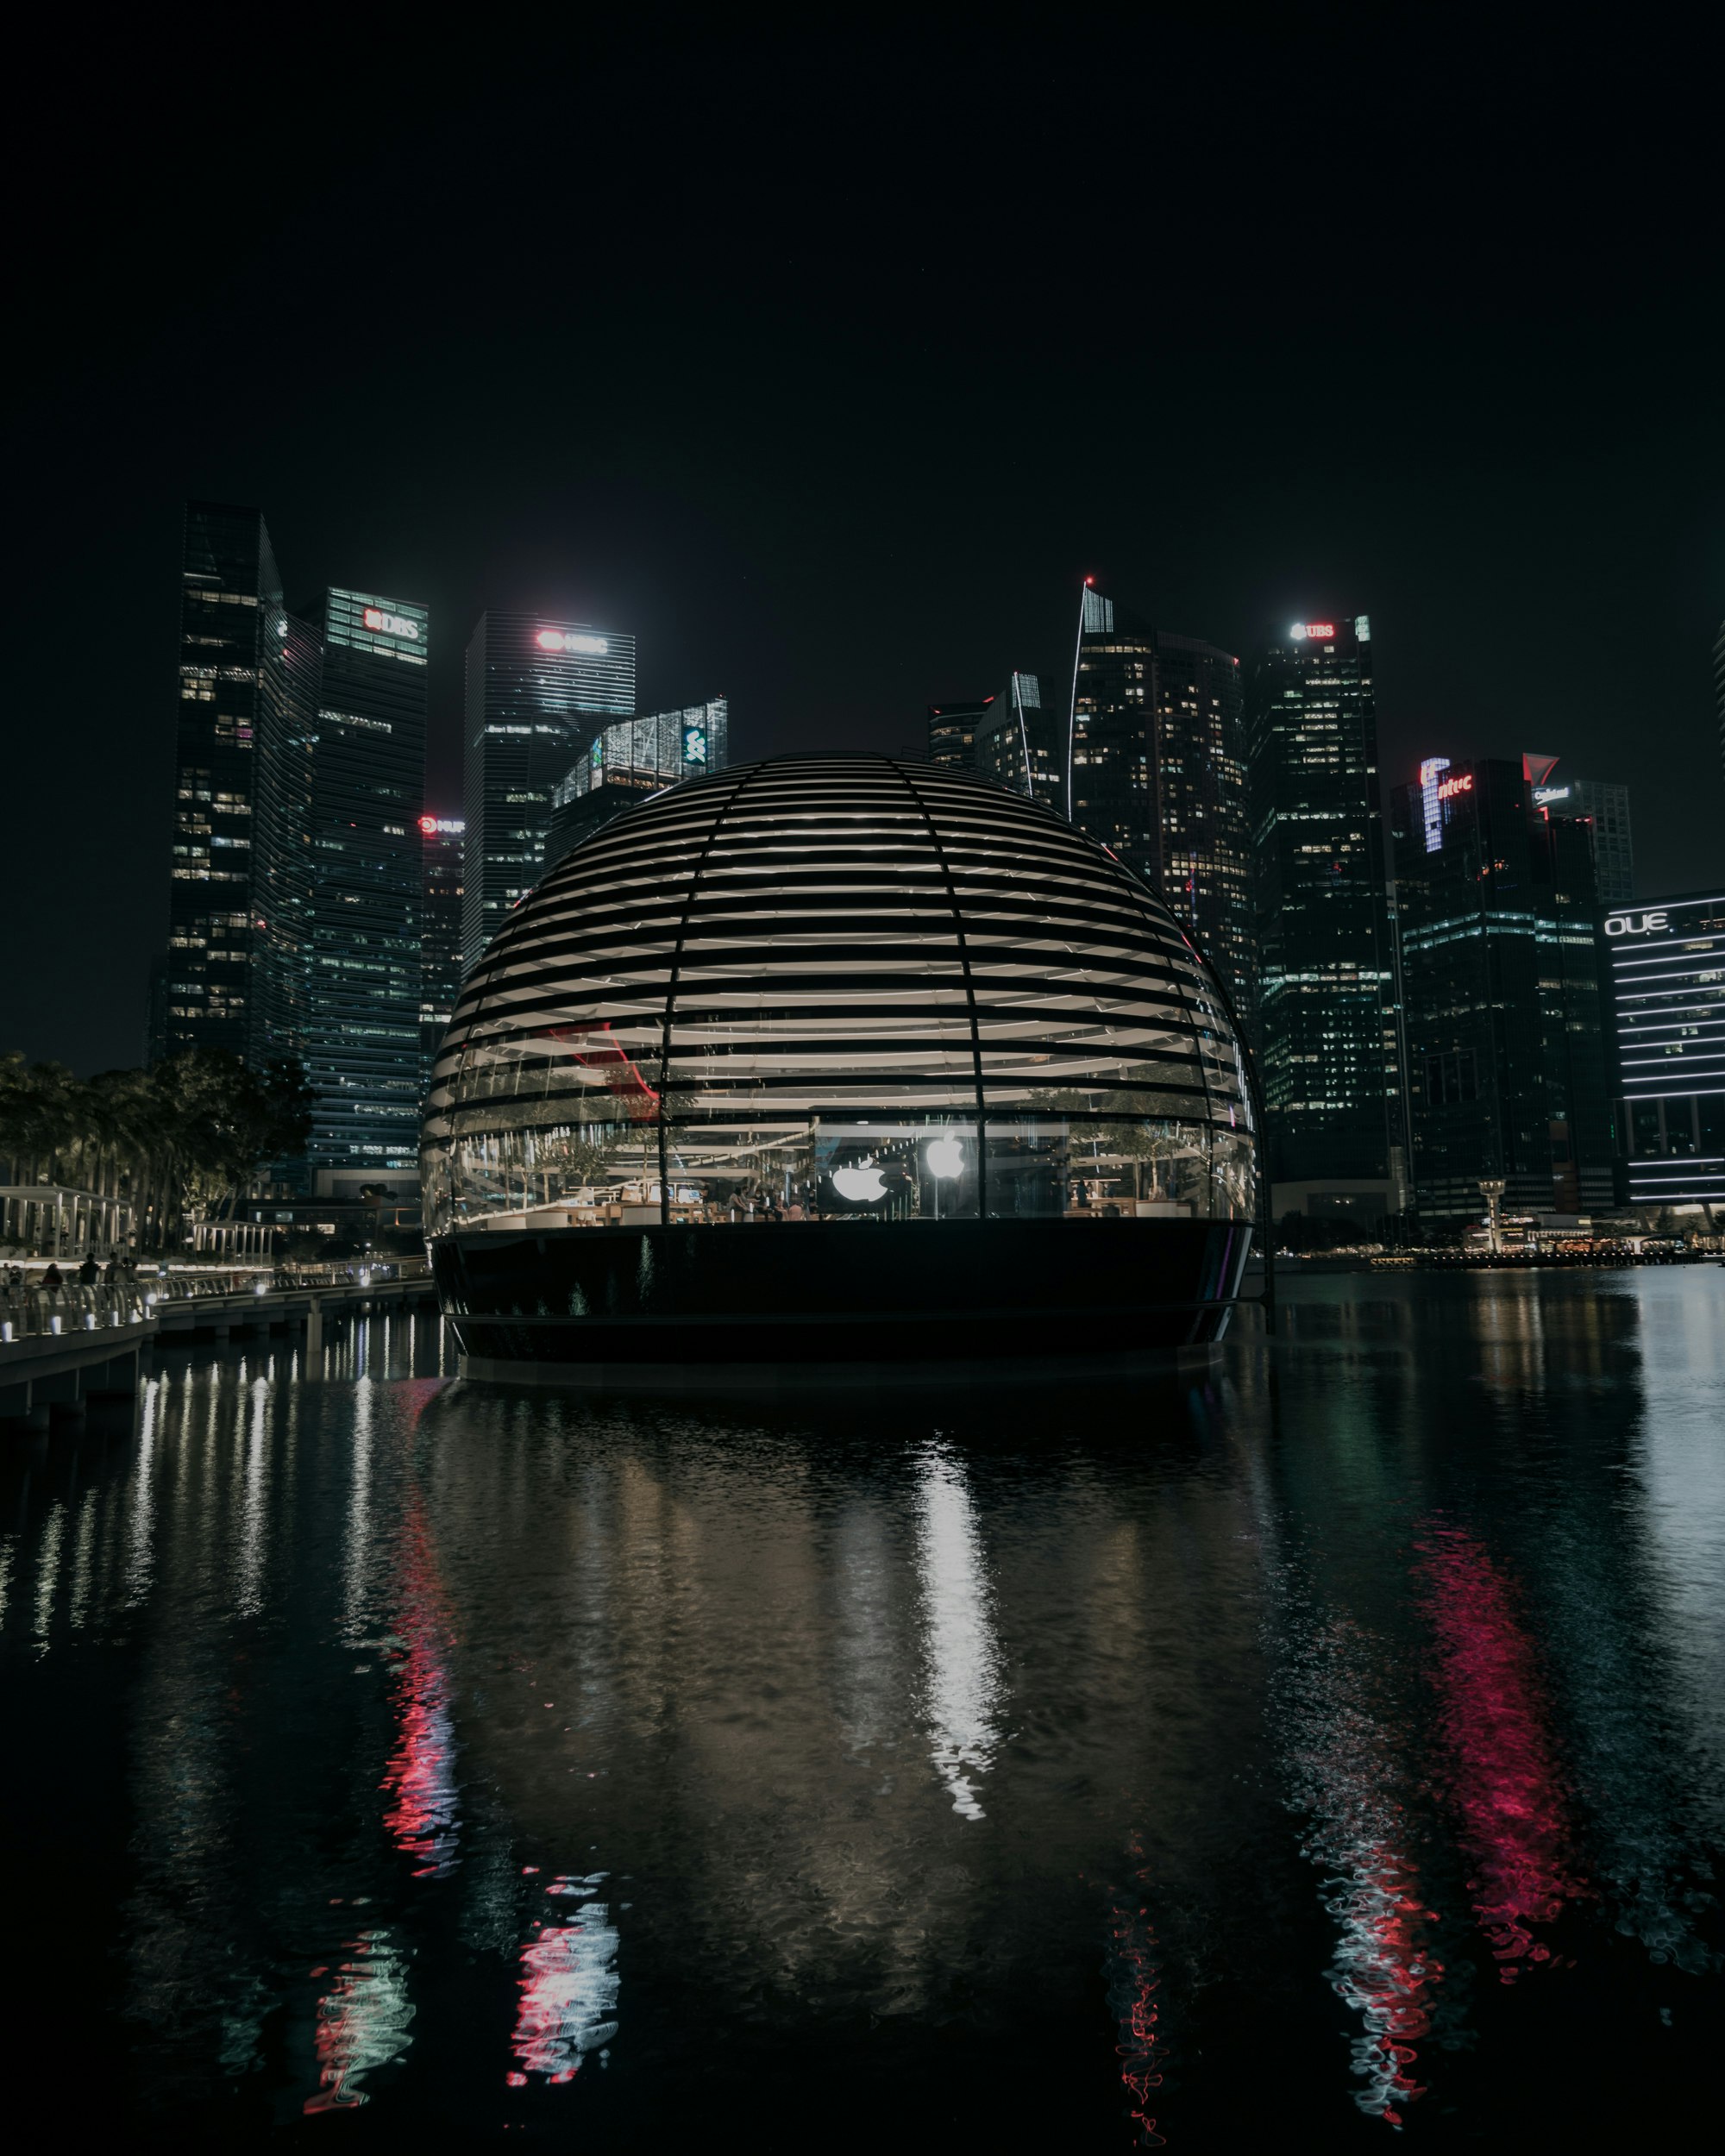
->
[[158, 502, 297, 1066], [1603, 890, 1725, 1208], [249, 601, 321, 1075], [419, 816, 465, 1103], [280, 589, 430, 1189], [975, 673, 1067, 814], [1524, 755, 1634, 906], [1245, 616, 1405, 1211], [926, 696, 994, 770], [1391, 758, 1615, 1220], [1069, 590, 1251, 1012], [544, 698, 728, 870], [462, 612, 636, 970]]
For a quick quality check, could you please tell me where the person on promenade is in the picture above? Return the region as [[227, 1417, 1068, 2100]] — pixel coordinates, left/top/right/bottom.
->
[[42, 1263, 64, 1294], [78, 1252, 100, 1288]]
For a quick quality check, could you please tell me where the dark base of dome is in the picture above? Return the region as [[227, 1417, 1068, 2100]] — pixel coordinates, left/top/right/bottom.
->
[[456, 1342, 1233, 1392], [432, 1218, 1252, 1370]]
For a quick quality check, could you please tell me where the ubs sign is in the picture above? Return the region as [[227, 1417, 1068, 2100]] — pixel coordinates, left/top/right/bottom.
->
[[1605, 911, 1669, 937]]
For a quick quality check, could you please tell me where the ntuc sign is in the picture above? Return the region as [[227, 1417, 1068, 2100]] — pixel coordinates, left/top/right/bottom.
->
[[1605, 911, 1669, 937], [1436, 774, 1473, 800]]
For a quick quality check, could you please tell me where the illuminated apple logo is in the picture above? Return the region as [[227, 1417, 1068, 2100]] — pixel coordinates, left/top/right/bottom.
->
[[831, 1163, 888, 1203], [924, 1137, 963, 1179]]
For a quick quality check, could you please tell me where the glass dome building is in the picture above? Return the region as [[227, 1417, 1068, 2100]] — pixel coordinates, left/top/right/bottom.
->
[[423, 755, 1257, 1373]]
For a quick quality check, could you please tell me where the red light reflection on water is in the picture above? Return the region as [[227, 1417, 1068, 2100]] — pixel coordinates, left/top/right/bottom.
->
[[1105, 1834, 1164, 2147], [380, 1506, 460, 1878], [508, 1876, 620, 2087], [1415, 1522, 1584, 1981]]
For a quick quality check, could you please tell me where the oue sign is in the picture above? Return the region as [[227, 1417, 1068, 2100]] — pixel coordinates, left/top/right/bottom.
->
[[1606, 912, 1669, 937], [536, 629, 609, 655]]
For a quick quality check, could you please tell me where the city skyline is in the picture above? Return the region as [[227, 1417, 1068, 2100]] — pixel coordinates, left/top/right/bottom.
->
[[7, 22, 1720, 1080]]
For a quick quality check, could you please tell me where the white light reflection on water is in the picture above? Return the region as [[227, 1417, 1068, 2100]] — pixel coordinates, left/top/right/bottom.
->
[[1283, 1617, 1443, 2127], [1628, 1272, 1725, 1839], [913, 1442, 1002, 1821], [235, 1377, 269, 1618], [68, 1484, 98, 1630], [508, 1874, 619, 2087], [303, 1926, 416, 2112], [343, 1376, 375, 1642], [33, 1500, 66, 1652], [124, 1374, 160, 1605]]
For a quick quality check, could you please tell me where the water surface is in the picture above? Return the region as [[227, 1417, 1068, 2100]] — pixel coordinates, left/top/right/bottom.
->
[[3, 1270, 1722, 2147]]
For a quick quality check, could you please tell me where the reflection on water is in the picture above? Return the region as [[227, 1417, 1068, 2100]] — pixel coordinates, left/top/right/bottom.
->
[[914, 1443, 1003, 1821], [2, 1272, 1722, 2147], [1415, 1523, 1582, 1984], [1280, 1614, 1443, 2125], [509, 1871, 620, 2086], [305, 1928, 414, 2114]]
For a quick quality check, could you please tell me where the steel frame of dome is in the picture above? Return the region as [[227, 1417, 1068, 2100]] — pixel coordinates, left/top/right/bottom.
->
[[423, 754, 1258, 1376]]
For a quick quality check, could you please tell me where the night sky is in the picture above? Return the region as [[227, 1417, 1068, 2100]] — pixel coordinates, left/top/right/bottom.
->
[[7, 17, 1720, 1075]]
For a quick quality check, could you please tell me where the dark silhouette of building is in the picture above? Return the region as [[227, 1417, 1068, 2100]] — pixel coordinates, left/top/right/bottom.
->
[[1522, 752, 1634, 906], [154, 501, 317, 1069], [975, 672, 1067, 815], [292, 590, 428, 1194], [419, 817, 465, 1102], [1391, 756, 1615, 1220], [462, 613, 636, 971], [1245, 614, 1406, 1225], [927, 696, 994, 771], [1068, 585, 1251, 1012]]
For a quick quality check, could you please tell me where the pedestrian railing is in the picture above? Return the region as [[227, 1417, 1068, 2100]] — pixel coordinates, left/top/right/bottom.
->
[[0, 1283, 151, 1344], [0, 1258, 433, 1346]]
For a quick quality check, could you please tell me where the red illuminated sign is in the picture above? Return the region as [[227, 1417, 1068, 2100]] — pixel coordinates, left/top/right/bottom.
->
[[1437, 774, 1474, 800], [363, 606, 419, 639], [1305, 622, 1336, 639], [417, 815, 438, 835]]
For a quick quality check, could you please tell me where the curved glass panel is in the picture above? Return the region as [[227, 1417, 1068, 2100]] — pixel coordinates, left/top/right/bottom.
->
[[422, 757, 1258, 1238]]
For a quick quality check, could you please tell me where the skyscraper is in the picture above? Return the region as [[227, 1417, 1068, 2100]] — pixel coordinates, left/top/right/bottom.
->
[[1391, 757, 1615, 1219], [157, 502, 315, 1067], [462, 612, 636, 969], [1715, 618, 1724, 789], [418, 816, 465, 1097], [926, 696, 994, 771], [544, 698, 728, 870], [1603, 889, 1725, 1211], [1068, 586, 1251, 1008], [1245, 615, 1406, 1223], [1523, 753, 1634, 906], [975, 673, 1067, 813], [296, 590, 428, 1193]]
